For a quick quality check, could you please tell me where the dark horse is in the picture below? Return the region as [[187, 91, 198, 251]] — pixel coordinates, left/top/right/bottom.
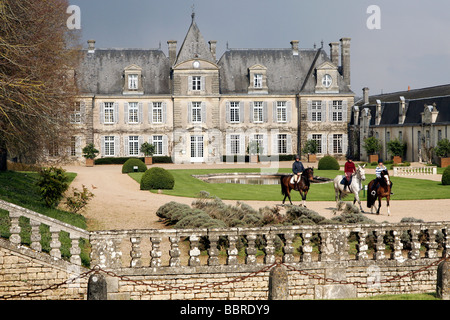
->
[[280, 168, 314, 206], [367, 169, 392, 216]]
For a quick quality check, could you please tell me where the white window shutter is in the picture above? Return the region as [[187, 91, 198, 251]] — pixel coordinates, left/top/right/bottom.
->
[[329, 101, 333, 122], [287, 134, 292, 154], [263, 102, 268, 122], [201, 102, 207, 123], [343, 134, 348, 155], [226, 102, 231, 123], [114, 136, 120, 156], [124, 102, 129, 124], [163, 135, 169, 156], [76, 136, 82, 157], [263, 134, 268, 155], [239, 134, 245, 155], [321, 135, 327, 155], [162, 102, 167, 124], [148, 103, 153, 124], [322, 101, 327, 122], [328, 134, 334, 154], [307, 100, 312, 121], [287, 101, 292, 123], [100, 102, 105, 124], [139, 102, 143, 124], [139, 136, 144, 156], [101, 136, 105, 156], [80, 101, 86, 124], [124, 136, 129, 156], [225, 134, 231, 155], [188, 102, 192, 123], [307, 134, 312, 142], [149, 136, 154, 145], [188, 76, 193, 92], [342, 100, 348, 122], [249, 102, 254, 123], [201, 76, 205, 91], [272, 134, 278, 155], [114, 102, 119, 124], [273, 102, 277, 122], [240, 101, 245, 123]]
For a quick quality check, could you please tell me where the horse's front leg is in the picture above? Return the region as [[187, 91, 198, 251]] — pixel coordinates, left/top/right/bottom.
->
[[377, 197, 382, 215], [386, 195, 391, 216], [354, 194, 364, 213], [301, 190, 307, 208]]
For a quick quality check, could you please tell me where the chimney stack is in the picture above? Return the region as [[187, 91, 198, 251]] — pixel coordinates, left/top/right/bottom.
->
[[87, 40, 96, 53], [167, 40, 177, 66], [363, 87, 370, 105], [340, 38, 351, 86], [329, 42, 339, 66], [290, 40, 299, 56], [209, 40, 217, 61]]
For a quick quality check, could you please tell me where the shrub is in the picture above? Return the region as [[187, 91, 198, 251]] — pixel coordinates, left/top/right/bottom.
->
[[435, 138, 450, 158], [363, 136, 382, 155], [36, 167, 70, 208], [140, 167, 175, 190], [387, 139, 407, 157], [302, 139, 318, 155], [442, 166, 450, 185], [64, 185, 94, 214], [122, 158, 147, 174], [318, 155, 340, 170], [82, 143, 99, 160]]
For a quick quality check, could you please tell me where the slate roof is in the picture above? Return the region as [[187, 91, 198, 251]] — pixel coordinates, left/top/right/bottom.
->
[[175, 20, 215, 65]]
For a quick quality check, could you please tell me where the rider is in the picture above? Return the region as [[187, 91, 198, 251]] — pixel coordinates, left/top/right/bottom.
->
[[292, 155, 305, 191], [371, 159, 394, 195], [343, 156, 356, 192]]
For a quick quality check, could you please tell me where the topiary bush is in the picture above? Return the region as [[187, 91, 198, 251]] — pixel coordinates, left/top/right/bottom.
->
[[140, 167, 175, 190], [36, 167, 70, 208], [318, 155, 340, 170], [122, 158, 147, 174], [442, 166, 450, 185]]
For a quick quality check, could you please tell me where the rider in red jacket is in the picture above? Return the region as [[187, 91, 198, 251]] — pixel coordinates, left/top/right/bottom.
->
[[343, 156, 356, 191]]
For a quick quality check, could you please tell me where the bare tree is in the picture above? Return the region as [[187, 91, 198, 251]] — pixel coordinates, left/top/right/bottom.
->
[[0, 0, 82, 171]]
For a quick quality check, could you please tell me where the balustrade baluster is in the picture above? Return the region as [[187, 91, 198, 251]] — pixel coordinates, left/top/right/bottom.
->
[[9, 211, 21, 245], [443, 228, 449, 258], [30, 220, 42, 252], [390, 230, 403, 261], [169, 235, 181, 267], [188, 235, 201, 267], [50, 227, 61, 259], [356, 230, 368, 260], [301, 232, 313, 262], [408, 228, 421, 260], [245, 234, 257, 265], [227, 235, 238, 265], [426, 229, 438, 259], [130, 236, 142, 268], [208, 234, 219, 266], [70, 235, 82, 266], [150, 236, 162, 268], [374, 230, 386, 260], [283, 232, 295, 263], [264, 233, 276, 264]]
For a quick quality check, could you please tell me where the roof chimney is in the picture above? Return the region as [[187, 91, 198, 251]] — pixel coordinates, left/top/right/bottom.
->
[[329, 42, 339, 66], [87, 40, 96, 53], [167, 40, 177, 66], [363, 87, 370, 105], [340, 38, 351, 86], [209, 40, 217, 61], [290, 40, 299, 56]]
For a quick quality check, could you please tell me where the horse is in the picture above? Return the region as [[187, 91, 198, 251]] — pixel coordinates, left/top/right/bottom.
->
[[333, 164, 367, 212], [367, 169, 392, 216], [280, 167, 314, 206]]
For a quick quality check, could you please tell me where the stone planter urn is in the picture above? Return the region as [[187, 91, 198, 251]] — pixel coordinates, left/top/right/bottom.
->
[[440, 157, 450, 168], [369, 154, 378, 163], [85, 158, 95, 167], [308, 154, 317, 163], [393, 156, 402, 165], [145, 157, 153, 165]]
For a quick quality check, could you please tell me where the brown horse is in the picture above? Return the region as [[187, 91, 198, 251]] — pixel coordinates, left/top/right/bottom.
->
[[367, 169, 392, 216], [280, 167, 314, 206]]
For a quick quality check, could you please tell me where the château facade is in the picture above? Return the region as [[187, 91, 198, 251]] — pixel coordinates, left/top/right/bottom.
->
[[68, 16, 354, 164]]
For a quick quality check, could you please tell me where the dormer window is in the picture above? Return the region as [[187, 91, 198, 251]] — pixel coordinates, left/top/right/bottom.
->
[[254, 74, 263, 88], [123, 65, 143, 95], [248, 65, 268, 94]]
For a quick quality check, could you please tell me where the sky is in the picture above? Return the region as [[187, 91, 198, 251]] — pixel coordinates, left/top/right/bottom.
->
[[68, 0, 450, 98]]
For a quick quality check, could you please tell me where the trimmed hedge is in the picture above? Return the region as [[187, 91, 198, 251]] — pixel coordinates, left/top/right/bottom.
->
[[95, 156, 173, 165], [442, 166, 450, 185], [140, 167, 175, 190], [121, 158, 147, 174], [318, 155, 340, 170]]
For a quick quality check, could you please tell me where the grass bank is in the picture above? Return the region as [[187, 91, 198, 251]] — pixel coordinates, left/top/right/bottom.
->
[[130, 168, 450, 202]]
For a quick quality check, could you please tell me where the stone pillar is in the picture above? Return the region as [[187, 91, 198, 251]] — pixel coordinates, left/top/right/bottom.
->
[[87, 274, 108, 300], [437, 260, 450, 300], [268, 265, 289, 300]]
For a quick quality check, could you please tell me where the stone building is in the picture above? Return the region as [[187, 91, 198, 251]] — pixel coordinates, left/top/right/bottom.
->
[[68, 15, 354, 164], [351, 85, 450, 163]]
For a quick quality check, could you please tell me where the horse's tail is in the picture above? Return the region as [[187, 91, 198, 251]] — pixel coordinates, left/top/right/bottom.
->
[[280, 176, 288, 196], [367, 180, 375, 208]]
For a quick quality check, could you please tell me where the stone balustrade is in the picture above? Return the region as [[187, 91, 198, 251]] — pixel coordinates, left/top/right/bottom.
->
[[393, 166, 437, 176], [90, 222, 450, 274], [0, 200, 89, 266]]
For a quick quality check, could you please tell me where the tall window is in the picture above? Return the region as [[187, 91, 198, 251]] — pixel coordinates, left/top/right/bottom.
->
[[104, 136, 115, 156], [191, 102, 202, 123], [230, 102, 241, 123], [438, 130, 443, 142], [230, 134, 241, 155], [128, 74, 139, 90], [128, 102, 139, 124], [332, 134, 343, 154], [276, 101, 287, 123], [254, 74, 263, 88], [152, 136, 163, 156], [312, 134, 322, 154], [128, 136, 139, 156], [253, 101, 264, 123], [311, 101, 322, 122], [70, 136, 77, 157], [278, 134, 288, 154], [152, 102, 163, 124], [192, 76, 202, 91], [332, 100, 343, 122], [251, 134, 264, 155], [70, 102, 82, 124], [104, 102, 115, 124], [398, 131, 403, 142]]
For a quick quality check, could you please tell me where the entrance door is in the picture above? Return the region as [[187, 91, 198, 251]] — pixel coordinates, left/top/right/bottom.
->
[[190, 136, 204, 163]]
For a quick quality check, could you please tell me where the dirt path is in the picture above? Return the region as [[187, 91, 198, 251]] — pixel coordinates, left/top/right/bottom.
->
[[62, 163, 450, 231]]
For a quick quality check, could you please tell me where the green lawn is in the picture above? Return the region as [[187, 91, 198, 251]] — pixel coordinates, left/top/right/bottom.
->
[[130, 168, 450, 202]]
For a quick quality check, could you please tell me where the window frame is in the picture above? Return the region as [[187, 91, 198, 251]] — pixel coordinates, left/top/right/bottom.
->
[[276, 101, 287, 123]]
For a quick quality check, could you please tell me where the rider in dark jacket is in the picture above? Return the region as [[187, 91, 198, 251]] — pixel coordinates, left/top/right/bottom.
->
[[292, 155, 304, 190]]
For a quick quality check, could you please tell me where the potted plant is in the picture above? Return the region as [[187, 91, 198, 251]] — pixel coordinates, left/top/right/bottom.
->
[[387, 138, 407, 164], [302, 139, 318, 162], [363, 136, 382, 163], [435, 138, 450, 168], [82, 143, 99, 167], [140, 142, 155, 165], [247, 140, 263, 163]]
